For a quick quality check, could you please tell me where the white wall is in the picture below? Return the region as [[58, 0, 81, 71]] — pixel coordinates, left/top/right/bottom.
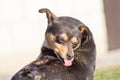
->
[[0, 0, 108, 79]]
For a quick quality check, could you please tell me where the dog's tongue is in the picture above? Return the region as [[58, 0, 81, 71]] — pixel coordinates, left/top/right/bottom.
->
[[63, 59, 72, 67]]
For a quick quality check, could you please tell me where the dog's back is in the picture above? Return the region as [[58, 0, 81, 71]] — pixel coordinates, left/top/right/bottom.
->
[[12, 44, 96, 80]]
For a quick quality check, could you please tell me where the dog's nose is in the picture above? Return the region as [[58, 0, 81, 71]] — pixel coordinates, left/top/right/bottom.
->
[[67, 53, 74, 60]]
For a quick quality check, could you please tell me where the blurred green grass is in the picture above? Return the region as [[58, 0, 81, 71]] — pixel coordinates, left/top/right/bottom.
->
[[95, 66, 120, 80]]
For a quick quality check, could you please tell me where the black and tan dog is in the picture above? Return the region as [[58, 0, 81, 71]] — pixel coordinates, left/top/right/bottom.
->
[[11, 8, 96, 80]]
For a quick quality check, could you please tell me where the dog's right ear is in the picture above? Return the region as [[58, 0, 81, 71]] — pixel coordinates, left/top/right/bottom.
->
[[39, 8, 57, 25]]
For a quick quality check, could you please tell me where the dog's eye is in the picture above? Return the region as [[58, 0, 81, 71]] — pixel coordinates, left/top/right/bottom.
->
[[72, 43, 78, 48], [55, 36, 64, 43]]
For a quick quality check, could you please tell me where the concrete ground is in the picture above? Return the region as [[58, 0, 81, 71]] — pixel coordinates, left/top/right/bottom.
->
[[96, 49, 120, 68]]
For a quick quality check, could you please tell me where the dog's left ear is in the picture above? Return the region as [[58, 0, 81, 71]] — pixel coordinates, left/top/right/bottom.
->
[[39, 8, 57, 25], [79, 26, 92, 45]]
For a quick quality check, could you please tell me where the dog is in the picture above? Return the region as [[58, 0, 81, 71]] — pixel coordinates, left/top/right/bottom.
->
[[11, 8, 96, 80]]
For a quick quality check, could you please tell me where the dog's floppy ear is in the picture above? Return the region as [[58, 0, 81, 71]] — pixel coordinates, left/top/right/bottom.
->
[[79, 25, 92, 45], [39, 8, 57, 25]]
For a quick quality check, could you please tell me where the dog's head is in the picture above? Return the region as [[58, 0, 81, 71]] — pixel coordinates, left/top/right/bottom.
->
[[39, 8, 91, 66]]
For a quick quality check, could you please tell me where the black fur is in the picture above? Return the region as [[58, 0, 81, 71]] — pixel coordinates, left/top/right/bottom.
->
[[11, 9, 96, 80]]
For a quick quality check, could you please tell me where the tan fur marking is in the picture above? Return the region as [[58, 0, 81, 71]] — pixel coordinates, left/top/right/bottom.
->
[[54, 43, 68, 57], [79, 26, 87, 33], [60, 33, 68, 41], [45, 33, 56, 48], [71, 37, 78, 44], [34, 59, 49, 66], [79, 48, 90, 52]]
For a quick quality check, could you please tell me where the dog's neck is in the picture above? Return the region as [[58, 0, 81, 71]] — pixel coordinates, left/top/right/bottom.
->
[[42, 39, 52, 49]]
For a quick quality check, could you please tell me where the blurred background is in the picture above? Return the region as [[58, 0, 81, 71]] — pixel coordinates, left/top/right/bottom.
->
[[0, 0, 120, 80]]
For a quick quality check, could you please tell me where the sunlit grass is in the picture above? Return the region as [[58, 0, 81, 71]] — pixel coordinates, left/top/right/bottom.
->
[[95, 66, 120, 80]]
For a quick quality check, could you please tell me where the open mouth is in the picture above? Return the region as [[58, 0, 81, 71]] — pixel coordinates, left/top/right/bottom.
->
[[57, 55, 73, 67]]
